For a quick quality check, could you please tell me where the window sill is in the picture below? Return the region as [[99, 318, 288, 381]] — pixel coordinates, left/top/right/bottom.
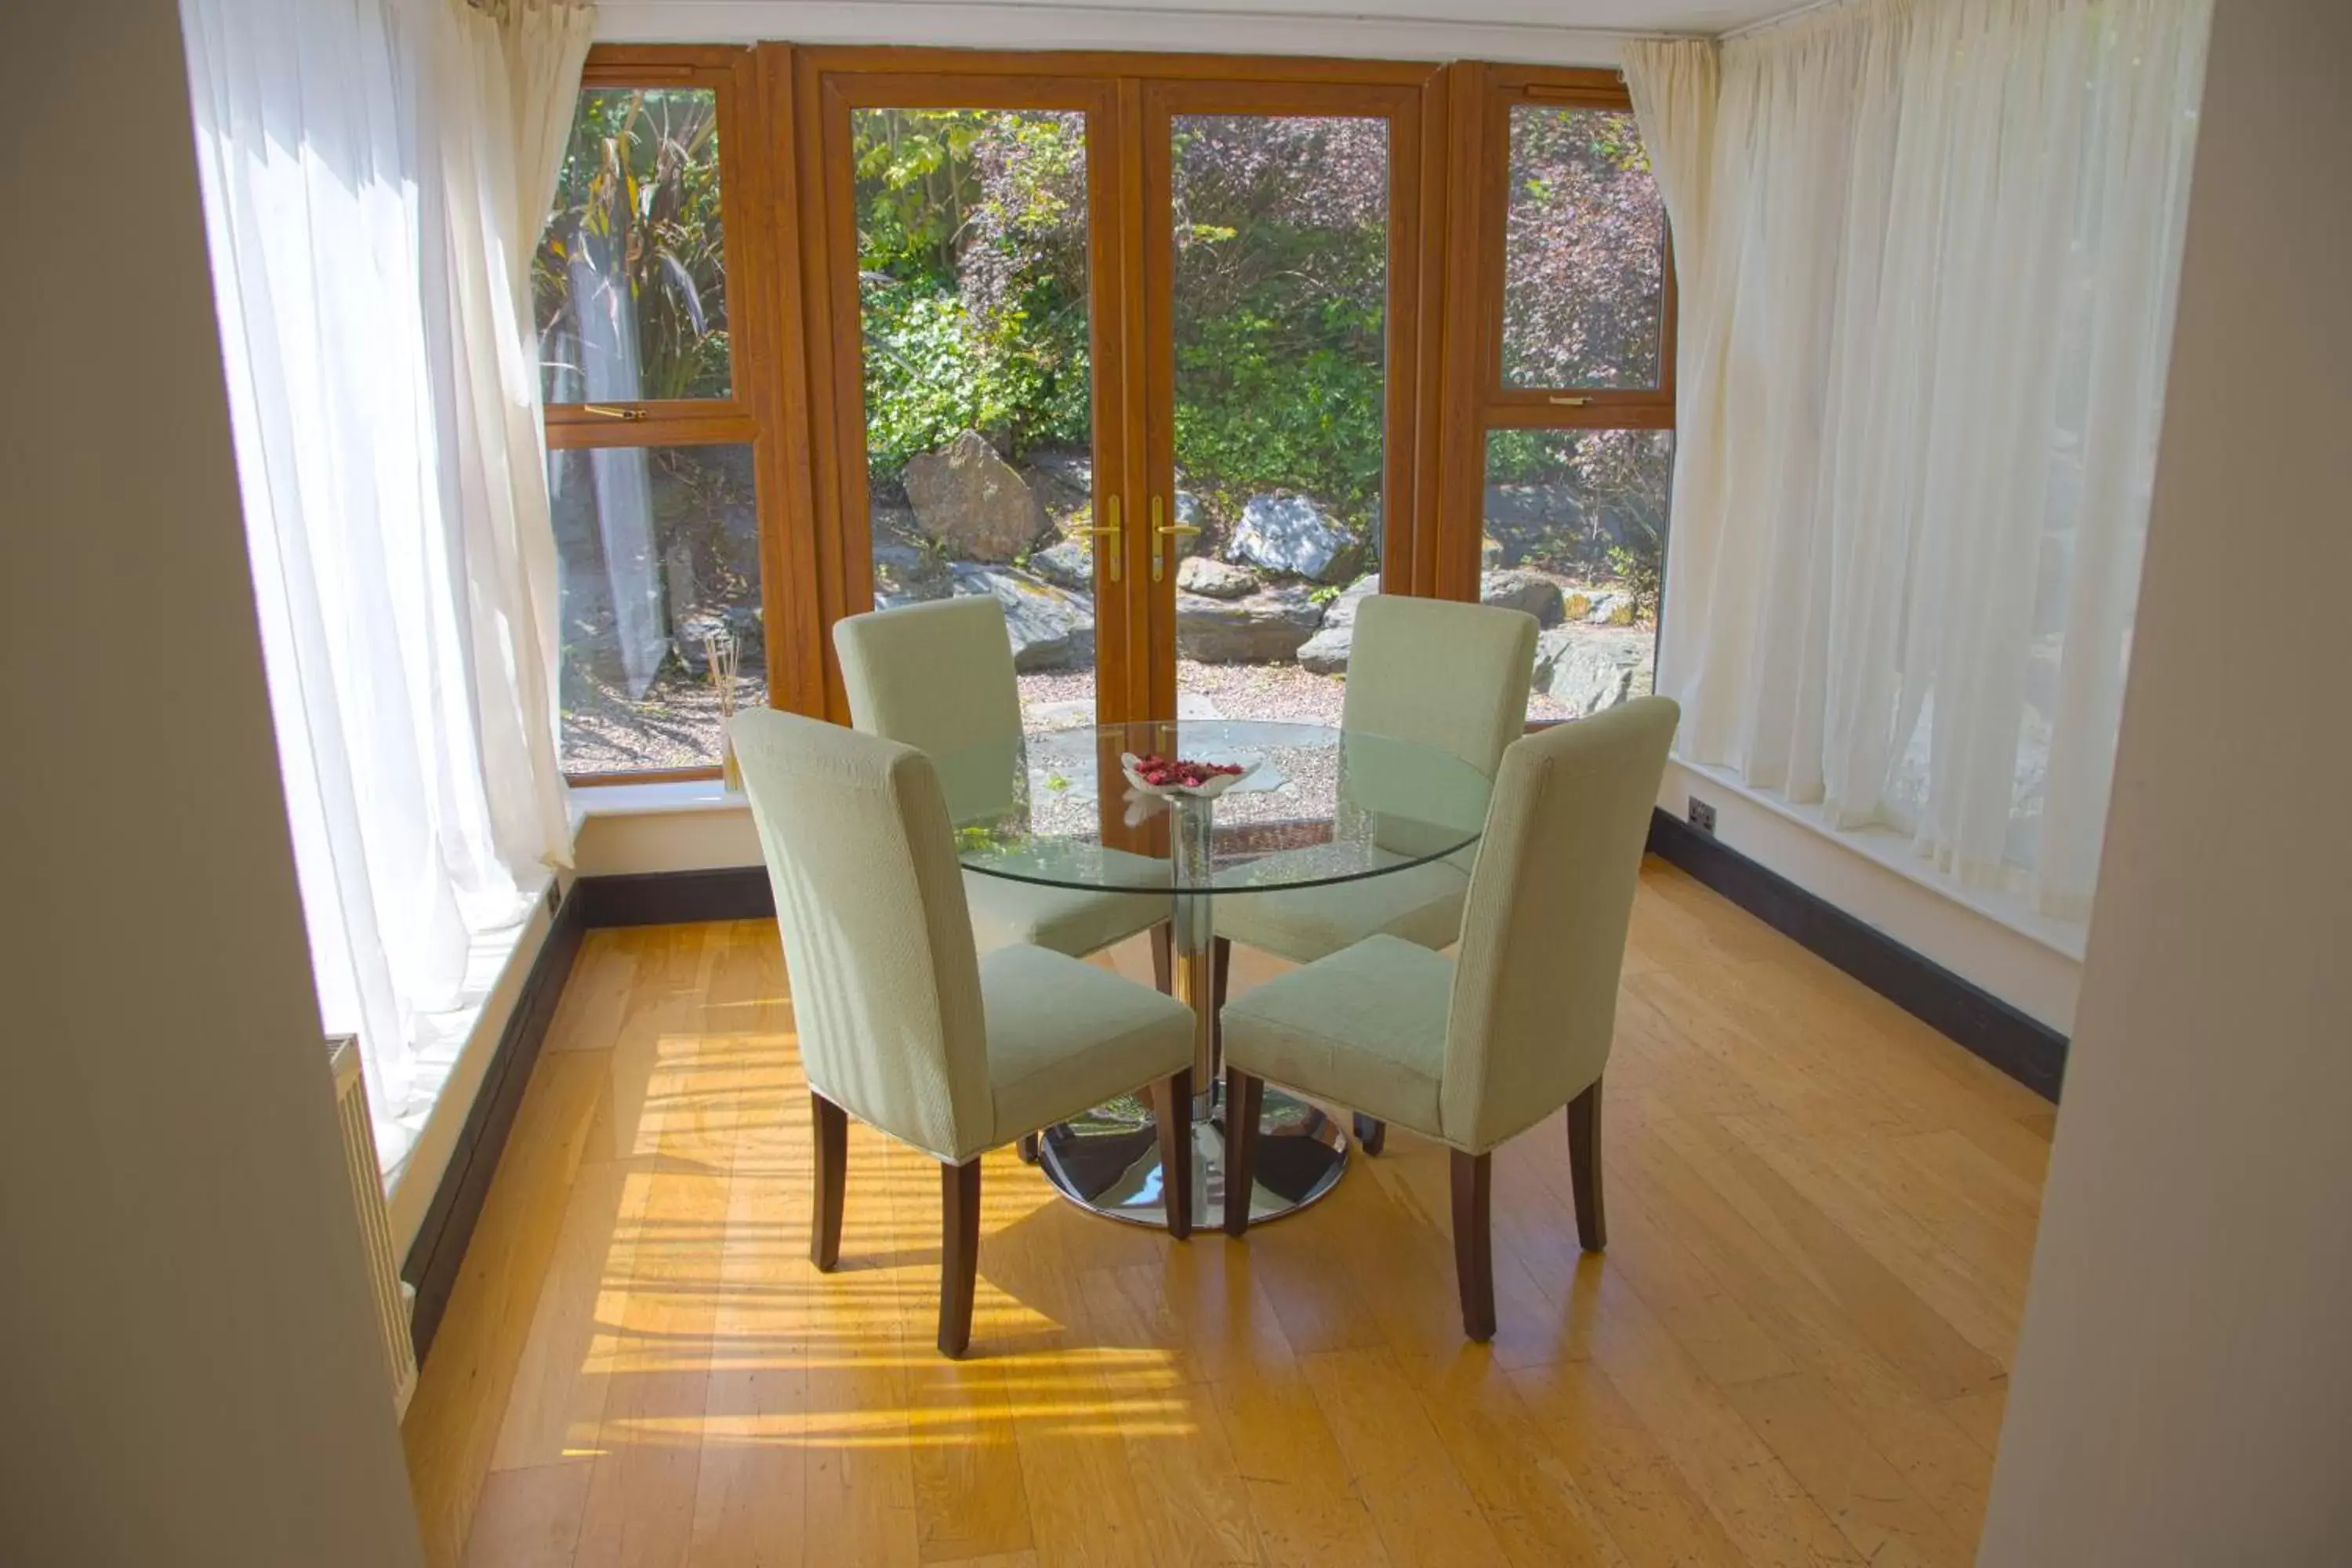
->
[[1675, 760, 2089, 963], [570, 778, 747, 822]]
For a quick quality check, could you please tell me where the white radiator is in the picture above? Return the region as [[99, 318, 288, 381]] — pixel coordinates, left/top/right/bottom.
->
[[329, 1035, 419, 1417]]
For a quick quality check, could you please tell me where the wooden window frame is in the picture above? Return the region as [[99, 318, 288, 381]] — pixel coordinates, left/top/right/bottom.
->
[[539, 48, 1674, 754], [543, 45, 820, 785], [789, 46, 1450, 724], [1434, 63, 1675, 601], [1480, 66, 1676, 427]]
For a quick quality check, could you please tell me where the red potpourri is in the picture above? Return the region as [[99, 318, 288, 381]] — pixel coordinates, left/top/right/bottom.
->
[[1131, 753, 1246, 789]]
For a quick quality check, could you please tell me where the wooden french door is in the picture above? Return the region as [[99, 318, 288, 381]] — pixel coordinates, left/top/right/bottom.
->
[[800, 50, 1440, 727], [1136, 77, 1433, 721]]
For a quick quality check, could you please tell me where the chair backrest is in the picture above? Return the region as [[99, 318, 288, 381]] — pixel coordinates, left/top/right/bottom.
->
[[729, 709, 993, 1163], [1342, 593, 1537, 771], [1439, 697, 1679, 1152], [1341, 593, 1538, 859], [834, 595, 1022, 757]]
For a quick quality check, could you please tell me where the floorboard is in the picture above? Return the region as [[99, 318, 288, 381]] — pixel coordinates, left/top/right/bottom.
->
[[404, 863, 2049, 1566]]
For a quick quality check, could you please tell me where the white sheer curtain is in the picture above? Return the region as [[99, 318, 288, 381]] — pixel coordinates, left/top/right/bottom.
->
[[181, 0, 589, 1176], [1628, 0, 2212, 920]]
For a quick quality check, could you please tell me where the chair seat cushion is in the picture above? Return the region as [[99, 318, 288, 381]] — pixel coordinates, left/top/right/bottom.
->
[[966, 849, 1167, 958], [1214, 854, 1468, 964], [982, 944, 1196, 1144], [1220, 935, 1454, 1137]]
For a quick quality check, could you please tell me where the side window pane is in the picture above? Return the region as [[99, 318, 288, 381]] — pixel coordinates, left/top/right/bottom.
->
[[1483, 427, 1670, 720], [1502, 106, 1664, 390], [536, 88, 731, 404], [552, 443, 764, 774]]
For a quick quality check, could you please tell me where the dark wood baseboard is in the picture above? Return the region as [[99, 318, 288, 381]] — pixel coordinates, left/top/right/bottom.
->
[[574, 865, 774, 926], [1645, 808, 2067, 1102], [401, 881, 586, 1360], [403, 867, 770, 1366]]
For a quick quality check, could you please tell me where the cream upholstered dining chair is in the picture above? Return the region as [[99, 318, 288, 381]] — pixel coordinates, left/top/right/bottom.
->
[[1218, 697, 1679, 1342], [731, 708, 1199, 1358], [1214, 593, 1538, 1153], [834, 597, 1172, 977]]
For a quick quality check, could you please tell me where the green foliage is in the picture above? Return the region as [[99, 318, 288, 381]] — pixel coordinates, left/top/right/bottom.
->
[[1167, 115, 1390, 530], [853, 109, 1092, 474], [1171, 314, 1386, 521], [535, 89, 732, 401], [859, 286, 1088, 474]]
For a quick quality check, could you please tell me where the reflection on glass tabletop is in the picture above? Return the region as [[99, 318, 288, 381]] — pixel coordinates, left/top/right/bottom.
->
[[937, 720, 1494, 895]]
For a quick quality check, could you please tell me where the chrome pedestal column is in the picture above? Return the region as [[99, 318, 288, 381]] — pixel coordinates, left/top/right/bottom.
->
[[1036, 795, 1348, 1228]]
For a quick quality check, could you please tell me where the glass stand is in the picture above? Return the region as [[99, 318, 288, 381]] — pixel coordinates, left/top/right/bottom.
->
[[1036, 794, 1350, 1229]]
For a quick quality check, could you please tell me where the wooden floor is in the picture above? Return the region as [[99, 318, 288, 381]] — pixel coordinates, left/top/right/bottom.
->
[[403, 860, 2053, 1568]]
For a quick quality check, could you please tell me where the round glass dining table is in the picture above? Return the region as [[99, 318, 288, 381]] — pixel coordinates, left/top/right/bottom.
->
[[939, 718, 1494, 1229]]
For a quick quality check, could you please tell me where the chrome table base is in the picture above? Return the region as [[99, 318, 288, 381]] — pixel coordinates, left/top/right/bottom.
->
[[1035, 1083, 1348, 1229], [1038, 797, 1352, 1229]]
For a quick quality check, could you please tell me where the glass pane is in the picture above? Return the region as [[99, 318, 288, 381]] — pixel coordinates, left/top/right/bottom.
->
[[536, 89, 731, 405], [1171, 114, 1388, 724], [1483, 428, 1671, 721], [551, 443, 764, 775], [853, 108, 1096, 734], [1502, 105, 1665, 390]]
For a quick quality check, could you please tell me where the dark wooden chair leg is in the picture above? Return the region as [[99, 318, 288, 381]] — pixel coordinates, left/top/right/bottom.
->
[[1566, 1079, 1606, 1252], [1210, 935, 1232, 1055], [1223, 1067, 1264, 1237], [1017, 1131, 1041, 1164], [811, 1091, 847, 1272], [1450, 1149, 1497, 1342], [1150, 1068, 1195, 1239], [1353, 1113, 1387, 1156], [938, 1157, 982, 1358], [1150, 923, 1174, 994]]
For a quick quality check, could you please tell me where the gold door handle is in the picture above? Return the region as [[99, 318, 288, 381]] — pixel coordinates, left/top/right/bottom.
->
[[1547, 395, 1592, 408], [581, 403, 648, 421], [1083, 496, 1123, 583], [1149, 496, 1200, 583]]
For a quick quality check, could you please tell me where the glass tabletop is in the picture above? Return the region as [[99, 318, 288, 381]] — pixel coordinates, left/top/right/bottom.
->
[[939, 720, 1493, 895]]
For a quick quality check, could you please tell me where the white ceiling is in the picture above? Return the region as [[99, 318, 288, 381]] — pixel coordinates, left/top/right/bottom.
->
[[956, 0, 1801, 29], [607, 0, 1813, 39]]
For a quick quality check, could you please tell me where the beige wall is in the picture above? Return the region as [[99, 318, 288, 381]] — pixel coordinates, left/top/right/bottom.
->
[[0, 5, 425, 1564], [1978, 0, 2352, 1559]]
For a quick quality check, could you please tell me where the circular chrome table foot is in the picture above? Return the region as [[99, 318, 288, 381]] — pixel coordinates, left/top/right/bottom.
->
[[1036, 1083, 1348, 1229]]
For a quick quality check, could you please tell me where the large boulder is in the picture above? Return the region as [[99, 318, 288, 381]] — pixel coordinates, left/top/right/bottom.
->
[[1480, 568, 1566, 627], [1177, 557, 1258, 599], [1028, 539, 1093, 593], [904, 430, 1048, 563], [1534, 626, 1653, 717], [1227, 492, 1361, 584], [949, 564, 1094, 672], [1176, 586, 1325, 664], [1295, 574, 1379, 675]]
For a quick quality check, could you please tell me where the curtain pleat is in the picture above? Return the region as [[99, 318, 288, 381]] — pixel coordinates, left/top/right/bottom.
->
[[180, 0, 592, 1177], [1626, 0, 2212, 918]]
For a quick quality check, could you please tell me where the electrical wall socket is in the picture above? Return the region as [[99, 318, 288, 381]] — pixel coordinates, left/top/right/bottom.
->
[[1687, 797, 1719, 836]]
